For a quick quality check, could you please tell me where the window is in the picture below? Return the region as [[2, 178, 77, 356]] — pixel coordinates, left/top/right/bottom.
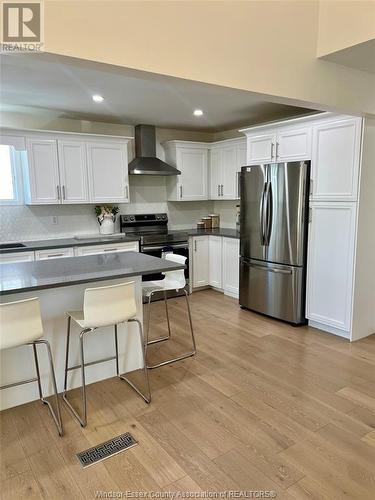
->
[[0, 145, 23, 205]]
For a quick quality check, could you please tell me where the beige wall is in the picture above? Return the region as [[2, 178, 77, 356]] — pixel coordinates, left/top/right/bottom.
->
[[43, 1, 375, 116], [317, 0, 375, 56]]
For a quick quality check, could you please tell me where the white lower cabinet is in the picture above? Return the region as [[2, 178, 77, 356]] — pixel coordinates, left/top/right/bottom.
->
[[222, 238, 240, 298], [306, 202, 357, 337], [192, 236, 209, 287], [0, 251, 35, 264], [208, 236, 222, 288], [35, 247, 74, 260], [192, 236, 239, 297], [74, 241, 139, 257]]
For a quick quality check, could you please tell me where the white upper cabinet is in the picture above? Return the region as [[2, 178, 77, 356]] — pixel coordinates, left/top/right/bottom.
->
[[245, 126, 311, 165], [209, 139, 246, 200], [221, 146, 237, 199], [276, 126, 312, 162], [209, 149, 222, 199], [306, 202, 357, 336], [57, 140, 89, 203], [87, 142, 129, 203], [20, 131, 131, 205], [311, 118, 361, 201], [165, 142, 208, 201], [236, 141, 247, 169], [25, 138, 60, 204], [246, 132, 276, 164]]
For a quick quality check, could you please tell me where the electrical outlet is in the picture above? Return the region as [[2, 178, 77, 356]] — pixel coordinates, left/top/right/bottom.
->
[[51, 216, 58, 225]]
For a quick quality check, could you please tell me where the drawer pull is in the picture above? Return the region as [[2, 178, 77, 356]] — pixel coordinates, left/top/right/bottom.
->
[[103, 248, 117, 252], [47, 253, 64, 258]]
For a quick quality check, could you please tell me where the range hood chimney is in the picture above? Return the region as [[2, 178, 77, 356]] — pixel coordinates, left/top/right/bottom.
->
[[128, 124, 181, 175]]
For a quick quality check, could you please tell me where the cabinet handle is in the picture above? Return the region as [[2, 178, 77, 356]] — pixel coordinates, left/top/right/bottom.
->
[[217, 184, 220, 197], [180, 185, 183, 198], [194, 240, 197, 252], [104, 248, 117, 252], [276, 142, 279, 159], [125, 185, 129, 199], [62, 185, 66, 200], [308, 208, 312, 223], [271, 142, 274, 159], [56, 185, 61, 200], [46, 253, 64, 258], [309, 179, 313, 196]]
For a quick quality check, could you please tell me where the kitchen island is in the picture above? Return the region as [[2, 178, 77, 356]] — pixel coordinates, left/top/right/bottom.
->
[[0, 252, 185, 410]]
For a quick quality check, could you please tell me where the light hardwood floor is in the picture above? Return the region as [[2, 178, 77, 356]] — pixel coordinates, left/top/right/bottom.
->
[[1, 289, 375, 499]]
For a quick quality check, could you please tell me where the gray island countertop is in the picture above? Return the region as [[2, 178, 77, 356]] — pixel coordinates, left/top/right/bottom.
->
[[0, 252, 185, 295]]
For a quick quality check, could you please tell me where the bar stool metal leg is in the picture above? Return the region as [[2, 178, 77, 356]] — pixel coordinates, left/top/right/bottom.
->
[[32, 340, 63, 436], [62, 316, 93, 427], [146, 291, 171, 346], [116, 319, 151, 404], [146, 288, 196, 370]]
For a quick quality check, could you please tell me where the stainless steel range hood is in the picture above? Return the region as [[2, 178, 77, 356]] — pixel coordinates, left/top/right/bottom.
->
[[129, 124, 181, 175]]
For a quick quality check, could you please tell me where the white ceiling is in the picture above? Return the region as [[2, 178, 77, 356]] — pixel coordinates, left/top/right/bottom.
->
[[0, 54, 315, 132], [321, 39, 375, 74]]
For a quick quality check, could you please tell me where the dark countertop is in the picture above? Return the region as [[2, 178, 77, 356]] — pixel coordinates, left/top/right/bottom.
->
[[0, 252, 184, 295], [0, 228, 239, 255], [0, 235, 140, 254], [182, 227, 240, 239]]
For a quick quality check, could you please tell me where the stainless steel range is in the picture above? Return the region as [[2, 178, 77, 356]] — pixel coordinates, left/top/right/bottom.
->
[[120, 213, 189, 300]]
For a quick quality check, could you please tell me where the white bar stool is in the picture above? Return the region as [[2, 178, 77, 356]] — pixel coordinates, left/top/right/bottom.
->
[[0, 297, 63, 436], [63, 281, 151, 427], [142, 253, 196, 369]]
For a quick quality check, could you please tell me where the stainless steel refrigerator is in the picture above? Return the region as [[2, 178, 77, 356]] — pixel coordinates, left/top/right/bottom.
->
[[239, 161, 310, 325]]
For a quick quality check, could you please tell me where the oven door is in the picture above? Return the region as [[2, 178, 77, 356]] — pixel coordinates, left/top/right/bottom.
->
[[141, 242, 189, 300]]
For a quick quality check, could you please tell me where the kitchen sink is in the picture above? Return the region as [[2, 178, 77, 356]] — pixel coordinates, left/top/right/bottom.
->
[[0, 243, 26, 249]]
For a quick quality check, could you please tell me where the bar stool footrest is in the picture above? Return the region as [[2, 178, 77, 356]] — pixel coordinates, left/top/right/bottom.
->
[[118, 373, 151, 404], [147, 349, 196, 369]]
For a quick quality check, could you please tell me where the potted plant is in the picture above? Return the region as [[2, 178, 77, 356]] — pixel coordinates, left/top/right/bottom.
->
[[95, 205, 119, 235]]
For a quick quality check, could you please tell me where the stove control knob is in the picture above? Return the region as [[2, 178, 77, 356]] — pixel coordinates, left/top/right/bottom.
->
[[130, 216, 135, 221], [162, 214, 167, 220], [156, 215, 161, 220]]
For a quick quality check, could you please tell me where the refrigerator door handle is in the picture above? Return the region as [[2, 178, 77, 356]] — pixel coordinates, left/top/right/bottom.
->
[[259, 183, 267, 245], [265, 181, 273, 246], [249, 262, 293, 275]]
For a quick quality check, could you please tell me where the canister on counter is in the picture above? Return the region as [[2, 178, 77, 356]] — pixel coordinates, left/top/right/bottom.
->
[[201, 216, 212, 229], [196, 221, 205, 230], [209, 214, 220, 228]]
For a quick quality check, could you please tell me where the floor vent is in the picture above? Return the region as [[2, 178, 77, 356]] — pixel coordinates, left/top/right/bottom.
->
[[76, 432, 138, 468]]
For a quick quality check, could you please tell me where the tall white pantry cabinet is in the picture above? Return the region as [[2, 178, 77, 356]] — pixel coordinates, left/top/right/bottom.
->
[[241, 114, 375, 341]]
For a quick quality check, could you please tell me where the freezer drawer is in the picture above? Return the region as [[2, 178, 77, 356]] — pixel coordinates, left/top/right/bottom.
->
[[239, 258, 306, 324]]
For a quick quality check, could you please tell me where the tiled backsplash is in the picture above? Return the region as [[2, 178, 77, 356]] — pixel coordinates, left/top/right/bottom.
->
[[0, 176, 237, 242]]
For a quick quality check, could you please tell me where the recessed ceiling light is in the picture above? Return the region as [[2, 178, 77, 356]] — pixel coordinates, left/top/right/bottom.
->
[[193, 109, 203, 117], [92, 94, 104, 103]]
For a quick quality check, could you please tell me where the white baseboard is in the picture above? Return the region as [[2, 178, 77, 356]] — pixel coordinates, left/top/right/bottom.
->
[[308, 320, 350, 340]]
